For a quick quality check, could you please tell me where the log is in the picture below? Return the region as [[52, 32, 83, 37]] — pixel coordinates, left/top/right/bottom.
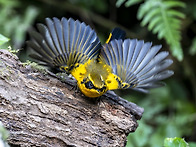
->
[[0, 49, 144, 147]]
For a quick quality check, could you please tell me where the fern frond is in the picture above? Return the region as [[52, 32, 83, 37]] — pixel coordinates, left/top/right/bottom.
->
[[137, 0, 185, 61], [116, 0, 143, 7], [116, 0, 126, 7]]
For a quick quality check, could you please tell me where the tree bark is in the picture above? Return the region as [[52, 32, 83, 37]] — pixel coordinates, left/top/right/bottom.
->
[[0, 49, 144, 147]]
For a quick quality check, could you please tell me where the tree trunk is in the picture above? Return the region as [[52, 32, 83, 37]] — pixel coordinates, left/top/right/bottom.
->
[[0, 49, 144, 147]]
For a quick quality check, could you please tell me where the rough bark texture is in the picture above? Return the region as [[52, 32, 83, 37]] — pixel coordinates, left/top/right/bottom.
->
[[0, 49, 144, 147]]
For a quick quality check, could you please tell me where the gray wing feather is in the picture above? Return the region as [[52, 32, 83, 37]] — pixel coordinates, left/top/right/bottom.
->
[[27, 29, 56, 60], [100, 39, 173, 92], [36, 24, 59, 57], [27, 17, 101, 69], [45, 18, 62, 56]]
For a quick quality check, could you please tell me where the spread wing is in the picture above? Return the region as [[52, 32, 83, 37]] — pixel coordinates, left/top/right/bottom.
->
[[100, 39, 174, 93], [27, 17, 101, 71]]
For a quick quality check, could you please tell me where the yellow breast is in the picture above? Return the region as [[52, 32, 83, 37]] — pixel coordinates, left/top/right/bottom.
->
[[70, 59, 121, 98]]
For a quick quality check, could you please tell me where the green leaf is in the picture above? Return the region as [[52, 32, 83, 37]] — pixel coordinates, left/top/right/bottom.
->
[[125, 0, 143, 7], [164, 137, 189, 147], [137, 0, 185, 61], [116, 0, 143, 7], [141, 8, 160, 26], [164, 1, 186, 9], [0, 122, 9, 141], [171, 43, 183, 61], [126, 121, 153, 147], [167, 10, 185, 18], [0, 122, 9, 147], [116, 0, 126, 7], [0, 0, 19, 7], [0, 34, 9, 46], [189, 37, 196, 56], [189, 142, 196, 147], [148, 16, 162, 30], [14, 6, 39, 48], [137, 1, 150, 20]]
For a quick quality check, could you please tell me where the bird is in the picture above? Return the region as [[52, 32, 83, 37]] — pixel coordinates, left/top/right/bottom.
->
[[27, 17, 174, 98]]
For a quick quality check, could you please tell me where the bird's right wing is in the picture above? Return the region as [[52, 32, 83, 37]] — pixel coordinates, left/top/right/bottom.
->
[[27, 17, 101, 72]]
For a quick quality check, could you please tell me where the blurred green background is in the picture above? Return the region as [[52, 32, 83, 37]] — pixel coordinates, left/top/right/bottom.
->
[[0, 0, 196, 146]]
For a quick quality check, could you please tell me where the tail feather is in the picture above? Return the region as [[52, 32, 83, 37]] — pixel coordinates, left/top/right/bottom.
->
[[106, 27, 126, 43]]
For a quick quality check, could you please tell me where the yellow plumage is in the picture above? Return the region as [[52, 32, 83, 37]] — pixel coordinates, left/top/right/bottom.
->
[[70, 59, 120, 97]]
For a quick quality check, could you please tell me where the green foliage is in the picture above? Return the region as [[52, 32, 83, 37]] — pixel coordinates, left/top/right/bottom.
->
[[138, 0, 185, 61], [189, 142, 196, 147], [189, 37, 196, 56], [0, 0, 39, 48], [116, 0, 142, 7], [0, 34, 9, 47], [0, 122, 9, 147], [164, 137, 189, 147], [22, 60, 48, 75], [125, 79, 196, 147], [116, 0, 185, 61]]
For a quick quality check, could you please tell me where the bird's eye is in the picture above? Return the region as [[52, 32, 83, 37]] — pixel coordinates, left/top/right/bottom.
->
[[85, 81, 94, 89]]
